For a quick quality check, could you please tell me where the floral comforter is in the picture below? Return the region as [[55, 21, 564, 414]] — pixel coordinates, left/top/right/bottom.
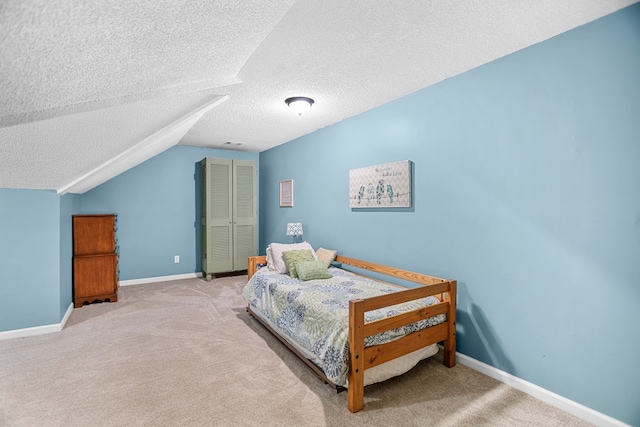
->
[[242, 267, 446, 386]]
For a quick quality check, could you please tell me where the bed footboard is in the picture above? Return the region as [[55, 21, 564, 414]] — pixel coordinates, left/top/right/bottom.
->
[[347, 277, 456, 412]]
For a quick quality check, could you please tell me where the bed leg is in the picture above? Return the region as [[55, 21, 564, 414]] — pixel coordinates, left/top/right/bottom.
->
[[443, 280, 457, 368], [443, 337, 456, 368], [348, 299, 365, 412]]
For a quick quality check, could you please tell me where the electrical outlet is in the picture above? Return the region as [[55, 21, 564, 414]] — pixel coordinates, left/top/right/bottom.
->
[[174, 255, 180, 264]]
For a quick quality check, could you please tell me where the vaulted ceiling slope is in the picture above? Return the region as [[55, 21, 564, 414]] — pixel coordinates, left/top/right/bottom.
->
[[1, 0, 636, 193]]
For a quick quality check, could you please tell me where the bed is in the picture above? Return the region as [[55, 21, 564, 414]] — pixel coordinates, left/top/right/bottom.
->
[[243, 248, 456, 413]]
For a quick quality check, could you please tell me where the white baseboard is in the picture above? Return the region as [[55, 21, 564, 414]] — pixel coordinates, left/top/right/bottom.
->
[[456, 351, 629, 427], [2, 298, 625, 426], [60, 301, 73, 327], [0, 302, 74, 341], [0, 273, 205, 340], [119, 272, 203, 287]]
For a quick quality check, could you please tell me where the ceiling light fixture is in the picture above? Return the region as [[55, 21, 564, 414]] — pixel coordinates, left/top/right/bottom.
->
[[285, 97, 314, 116]]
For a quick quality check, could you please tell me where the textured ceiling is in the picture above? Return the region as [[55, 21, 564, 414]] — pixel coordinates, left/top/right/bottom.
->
[[0, 0, 637, 193]]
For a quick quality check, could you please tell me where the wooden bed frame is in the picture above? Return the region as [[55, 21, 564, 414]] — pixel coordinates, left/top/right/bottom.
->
[[246, 254, 457, 413]]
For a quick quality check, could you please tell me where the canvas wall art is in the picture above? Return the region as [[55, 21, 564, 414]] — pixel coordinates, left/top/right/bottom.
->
[[280, 179, 293, 207], [349, 160, 412, 208]]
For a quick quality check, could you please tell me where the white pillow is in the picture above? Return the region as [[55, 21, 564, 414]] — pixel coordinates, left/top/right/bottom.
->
[[266, 241, 317, 274]]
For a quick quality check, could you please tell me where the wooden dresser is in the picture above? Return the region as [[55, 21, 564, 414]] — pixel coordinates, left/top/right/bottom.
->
[[72, 214, 118, 308]]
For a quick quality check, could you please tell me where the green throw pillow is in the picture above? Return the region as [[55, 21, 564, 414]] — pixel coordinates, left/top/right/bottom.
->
[[281, 249, 315, 278], [296, 260, 332, 281]]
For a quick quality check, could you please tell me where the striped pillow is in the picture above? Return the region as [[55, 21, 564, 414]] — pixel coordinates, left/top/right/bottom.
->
[[296, 260, 332, 281]]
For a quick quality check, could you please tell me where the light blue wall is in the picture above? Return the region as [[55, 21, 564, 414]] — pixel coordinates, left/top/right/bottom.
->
[[0, 145, 259, 332], [59, 193, 80, 315], [0, 189, 62, 331], [80, 145, 259, 280], [258, 5, 640, 425]]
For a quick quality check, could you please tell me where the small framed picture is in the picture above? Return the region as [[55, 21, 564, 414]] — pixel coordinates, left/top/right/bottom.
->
[[280, 179, 294, 207]]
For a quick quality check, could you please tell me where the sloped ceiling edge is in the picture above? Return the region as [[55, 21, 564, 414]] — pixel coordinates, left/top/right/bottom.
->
[[57, 95, 228, 195]]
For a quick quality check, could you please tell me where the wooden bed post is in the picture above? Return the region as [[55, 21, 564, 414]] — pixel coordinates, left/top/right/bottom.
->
[[443, 280, 457, 368], [348, 299, 365, 413], [247, 255, 266, 281]]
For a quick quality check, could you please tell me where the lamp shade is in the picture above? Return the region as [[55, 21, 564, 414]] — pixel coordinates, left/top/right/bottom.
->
[[286, 222, 303, 236]]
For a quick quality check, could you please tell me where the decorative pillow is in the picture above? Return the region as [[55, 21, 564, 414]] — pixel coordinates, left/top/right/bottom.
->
[[296, 260, 332, 281], [266, 246, 275, 270], [281, 249, 315, 278], [315, 247, 337, 268], [266, 241, 317, 273]]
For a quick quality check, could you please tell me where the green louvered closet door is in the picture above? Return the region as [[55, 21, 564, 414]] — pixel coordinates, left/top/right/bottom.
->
[[201, 158, 256, 280]]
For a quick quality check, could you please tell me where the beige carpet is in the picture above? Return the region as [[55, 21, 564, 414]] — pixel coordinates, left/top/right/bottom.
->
[[0, 276, 592, 427]]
